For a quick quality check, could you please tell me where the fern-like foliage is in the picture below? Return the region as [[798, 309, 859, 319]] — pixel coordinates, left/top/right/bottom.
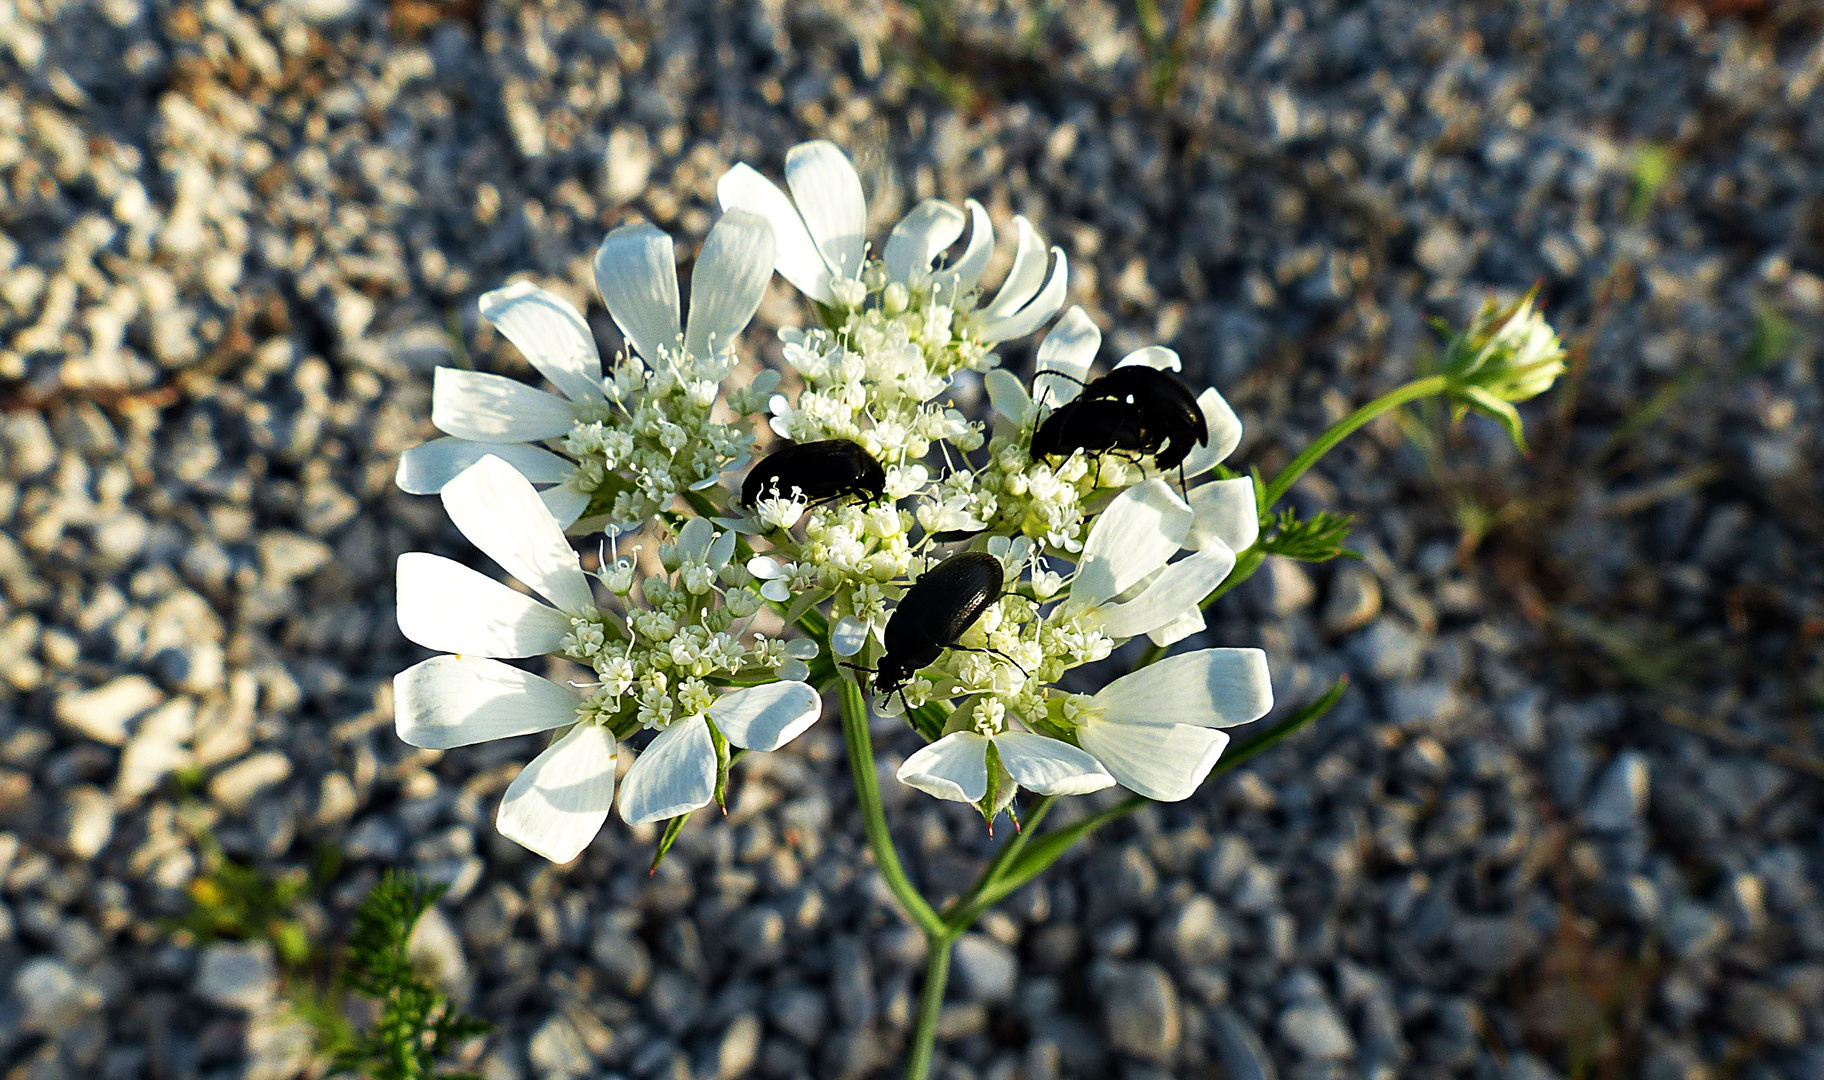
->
[[1258, 507, 1360, 563], [332, 872, 492, 1080]]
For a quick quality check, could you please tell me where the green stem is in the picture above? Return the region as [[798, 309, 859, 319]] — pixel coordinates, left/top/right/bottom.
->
[[836, 675, 947, 939], [942, 794, 1055, 931], [1262, 374, 1448, 507], [904, 932, 953, 1080], [1134, 375, 1453, 670]]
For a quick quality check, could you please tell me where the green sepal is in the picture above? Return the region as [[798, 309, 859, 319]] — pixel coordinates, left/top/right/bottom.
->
[[709, 722, 732, 812], [1453, 384, 1528, 451], [976, 741, 1017, 833], [649, 813, 692, 875]]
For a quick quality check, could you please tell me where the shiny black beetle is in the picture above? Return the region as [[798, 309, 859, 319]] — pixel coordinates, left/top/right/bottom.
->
[[872, 551, 1006, 697], [741, 439, 887, 510], [1029, 365, 1208, 471]]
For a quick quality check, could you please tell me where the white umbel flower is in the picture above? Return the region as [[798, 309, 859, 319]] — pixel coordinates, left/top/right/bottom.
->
[[392, 456, 822, 860], [1062, 479, 1237, 646], [896, 697, 1113, 804], [397, 210, 777, 531], [1072, 648, 1274, 801]]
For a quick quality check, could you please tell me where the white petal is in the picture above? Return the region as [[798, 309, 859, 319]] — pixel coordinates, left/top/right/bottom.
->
[[1187, 477, 1259, 553], [1179, 388, 1244, 479], [1032, 306, 1100, 408], [992, 731, 1114, 796], [593, 223, 681, 362], [711, 682, 822, 752], [685, 209, 776, 361], [618, 715, 718, 825], [432, 368, 576, 443], [884, 199, 966, 284], [941, 199, 995, 290], [984, 368, 1033, 426], [784, 140, 867, 280], [718, 163, 832, 303], [1077, 720, 1229, 802], [394, 655, 579, 749], [1094, 648, 1274, 729], [760, 580, 790, 603], [396, 437, 572, 495], [441, 456, 594, 613], [1114, 345, 1181, 372], [396, 552, 571, 657], [896, 732, 989, 803], [747, 556, 784, 579], [539, 483, 591, 529], [830, 617, 869, 657], [979, 217, 1047, 319], [478, 281, 605, 404], [1074, 479, 1192, 606], [497, 722, 617, 863], [978, 247, 1068, 344], [1147, 609, 1207, 648], [1098, 548, 1236, 641]]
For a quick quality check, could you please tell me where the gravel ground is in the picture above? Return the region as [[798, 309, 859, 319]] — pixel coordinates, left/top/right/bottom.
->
[[2, 1, 1822, 1078]]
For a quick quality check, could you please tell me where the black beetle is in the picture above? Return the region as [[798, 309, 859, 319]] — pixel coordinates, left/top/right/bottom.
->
[[872, 551, 1006, 698], [1029, 365, 1208, 471], [741, 439, 887, 510]]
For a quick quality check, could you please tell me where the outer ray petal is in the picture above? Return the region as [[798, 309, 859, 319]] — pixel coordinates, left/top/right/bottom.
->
[[710, 682, 822, 752], [394, 655, 579, 749], [395, 552, 571, 657], [1146, 608, 1207, 648], [618, 715, 718, 825], [478, 281, 605, 404], [685, 209, 777, 361], [441, 456, 594, 613], [1074, 479, 1192, 606], [992, 732, 1114, 796], [593, 223, 682, 362], [1114, 345, 1182, 372], [1032, 306, 1100, 408], [396, 437, 573, 495], [431, 368, 576, 443], [1187, 477, 1260, 554], [1178, 388, 1244, 479], [896, 731, 989, 803], [883, 199, 966, 284], [496, 722, 617, 863], [979, 217, 1047, 319], [1098, 547, 1237, 641], [1077, 721, 1229, 802], [979, 247, 1068, 343], [984, 368, 1033, 426], [1094, 648, 1274, 729], [784, 140, 867, 280], [539, 483, 591, 529], [940, 199, 995, 291], [718, 163, 832, 303]]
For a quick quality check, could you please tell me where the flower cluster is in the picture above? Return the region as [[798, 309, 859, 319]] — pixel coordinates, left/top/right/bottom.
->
[[392, 138, 1287, 857], [396, 212, 778, 533], [393, 456, 821, 861], [718, 144, 1065, 470]]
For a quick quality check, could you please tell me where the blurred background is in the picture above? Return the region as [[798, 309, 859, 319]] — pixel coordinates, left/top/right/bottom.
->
[[1, 1, 1821, 1078]]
